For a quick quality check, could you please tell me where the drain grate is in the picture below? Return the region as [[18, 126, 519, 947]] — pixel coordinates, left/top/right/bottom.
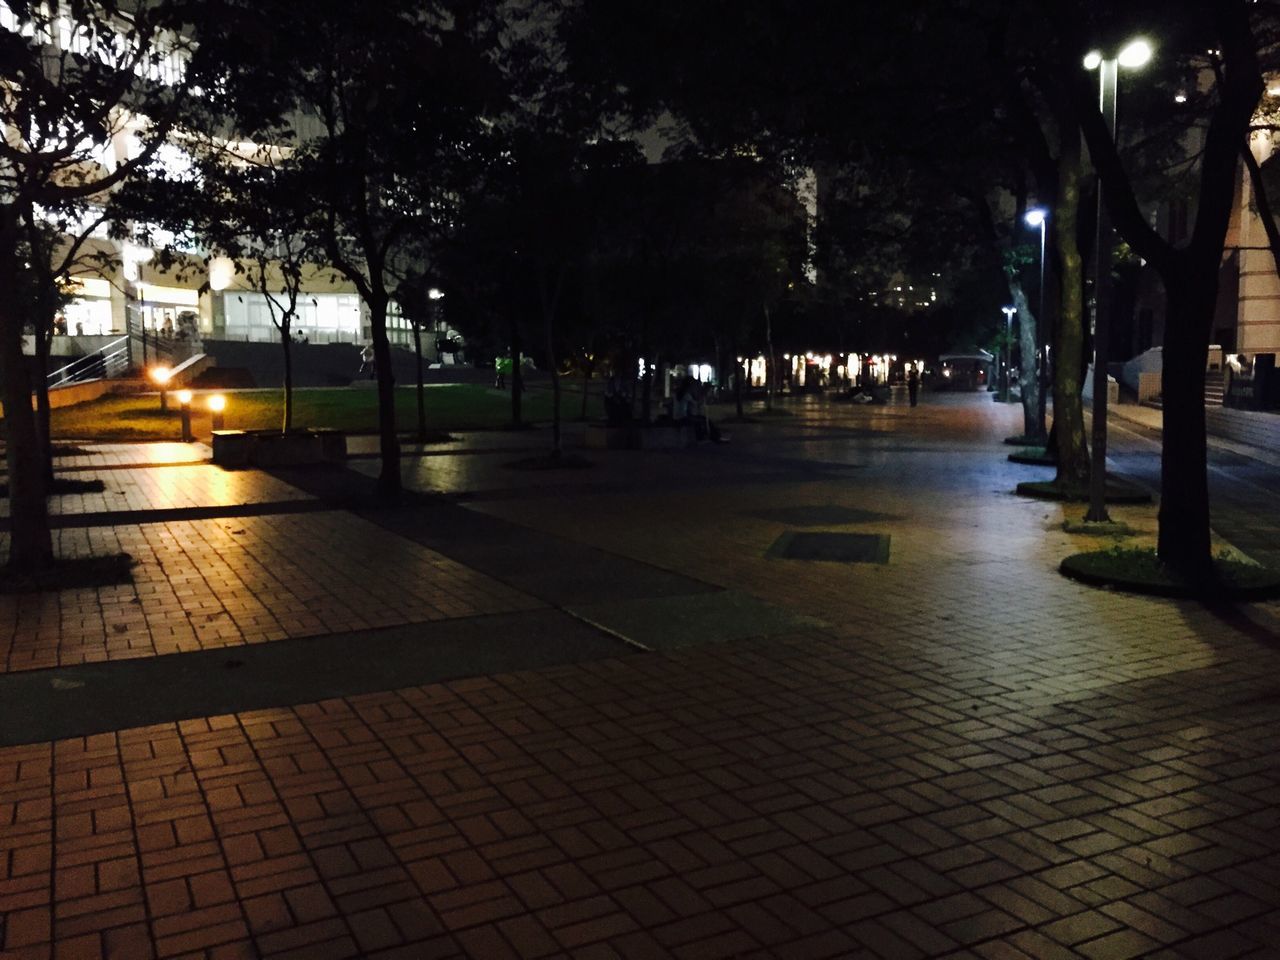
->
[[767, 531, 890, 564]]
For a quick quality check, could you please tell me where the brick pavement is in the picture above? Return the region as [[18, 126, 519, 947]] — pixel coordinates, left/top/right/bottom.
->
[[0, 512, 538, 672], [4, 392, 1280, 958], [0, 465, 309, 520], [49, 443, 213, 472]]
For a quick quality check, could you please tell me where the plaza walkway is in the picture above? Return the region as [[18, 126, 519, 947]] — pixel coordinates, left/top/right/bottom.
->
[[2, 391, 1279, 959]]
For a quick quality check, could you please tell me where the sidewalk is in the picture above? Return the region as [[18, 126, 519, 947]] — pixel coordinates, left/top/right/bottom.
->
[[3, 398, 1280, 959]]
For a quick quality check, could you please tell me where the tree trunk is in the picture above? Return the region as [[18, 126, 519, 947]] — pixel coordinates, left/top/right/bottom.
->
[[733, 338, 745, 420], [367, 293, 400, 499], [764, 304, 775, 411], [510, 321, 523, 427], [281, 324, 294, 434], [1008, 280, 1043, 441], [547, 321, 561, 458], [34, 322, 54, 482], [1051, 139, 1090, 491], [1241, 139, 1280, 286], [641, 354, 653, 423], [412, 320, 426, 444], [1157, 270, 1216, 578], [0, 242, 53, 570], [580, 361, 592, 420]]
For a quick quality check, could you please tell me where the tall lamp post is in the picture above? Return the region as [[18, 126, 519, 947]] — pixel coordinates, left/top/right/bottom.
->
[[1024, 208, 1049, 429], [1083, 39, 1151, 523], [1001, 306, 1017, 402]]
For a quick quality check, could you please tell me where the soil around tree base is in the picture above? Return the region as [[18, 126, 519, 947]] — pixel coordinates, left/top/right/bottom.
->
[[1004, 434, 1049, 446], [1008, 448, 1056, 466], [0, 553, 134, 594], [1015, 478, 1152, 504], [1062, 519, 1134, 537], [1060, 548, 1280, 601]]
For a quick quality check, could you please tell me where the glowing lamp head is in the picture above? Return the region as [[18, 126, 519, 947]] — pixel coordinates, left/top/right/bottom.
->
[[150, 366, 172, 386], [1118, 39, 1152, 69], [428, 288, 444, 300], [1024, 207, 1047, 228], [176, 389, 193, 405], [207, 394, 227, 414], [1083, 50, 1103, 70], [208, 256, 235, 292]]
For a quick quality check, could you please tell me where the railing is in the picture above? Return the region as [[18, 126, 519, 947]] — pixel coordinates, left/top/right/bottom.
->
[[126, 314, 202, 369], [46, 336, 131, 388]]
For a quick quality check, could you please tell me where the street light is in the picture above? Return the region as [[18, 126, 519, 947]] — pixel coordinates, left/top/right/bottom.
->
[[1001, 306, 1017, 402], [1024, 208, 1049, 427], [1082, 37, 1152, 523]]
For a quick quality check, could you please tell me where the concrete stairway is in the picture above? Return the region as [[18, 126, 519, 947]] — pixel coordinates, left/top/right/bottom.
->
[[1204, 369, 1225, 406], [1142, 369, 1226, 411]]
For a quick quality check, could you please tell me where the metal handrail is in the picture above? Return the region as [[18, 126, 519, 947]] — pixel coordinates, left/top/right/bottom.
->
[[46, 336, 130, 388]]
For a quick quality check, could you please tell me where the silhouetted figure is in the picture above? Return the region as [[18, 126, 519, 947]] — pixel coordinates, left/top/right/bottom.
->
[[604, 373, 631, 426], [908, 368, 920, 407]]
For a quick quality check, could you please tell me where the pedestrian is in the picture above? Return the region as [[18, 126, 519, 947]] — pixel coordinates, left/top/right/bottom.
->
[[359, 343, 375, 379], [672, 378, 692, 423], [494, 355, 509, 390], [907, 366, 920, 407]]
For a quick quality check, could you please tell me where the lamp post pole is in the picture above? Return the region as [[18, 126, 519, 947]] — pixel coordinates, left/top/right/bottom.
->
[[1023, 208, 1049, 431], [1035, 215, 1047, 424], [1086, 57, 1119, 522], [1084, 39, 1149, 523], [1002, 306, 1016, 402]]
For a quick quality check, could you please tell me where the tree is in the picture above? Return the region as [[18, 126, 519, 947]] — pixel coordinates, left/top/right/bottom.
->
[[205, 0, 503, 497], [1, 0, 204, 569], [1074, 1, 1266, 577], [18, 208, 108, 479], [392, 265, 443, 445]]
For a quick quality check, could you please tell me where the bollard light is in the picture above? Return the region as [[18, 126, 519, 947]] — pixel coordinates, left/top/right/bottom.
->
[[151, 365, 173, 412], [177, 390, 193, 442], [208, 393, 226, 431]]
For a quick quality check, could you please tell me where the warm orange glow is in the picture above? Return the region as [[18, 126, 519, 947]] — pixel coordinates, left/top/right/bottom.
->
[[176, 389, 193, 405], [207, 394, 227, 413], [150, 366, 173, 385]]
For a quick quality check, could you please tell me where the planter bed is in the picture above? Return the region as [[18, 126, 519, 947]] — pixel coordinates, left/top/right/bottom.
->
[[212, 429, 347, 468]]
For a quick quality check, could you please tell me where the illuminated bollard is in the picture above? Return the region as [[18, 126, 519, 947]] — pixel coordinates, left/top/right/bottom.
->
[[208, 393, 227, 432], [151, 366, 173, 412], [177, 390, 193, 442]]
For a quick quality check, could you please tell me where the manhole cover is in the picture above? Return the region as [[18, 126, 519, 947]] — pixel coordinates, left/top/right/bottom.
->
[[745, 505, 891, 526], [767, 532, 890, 564]]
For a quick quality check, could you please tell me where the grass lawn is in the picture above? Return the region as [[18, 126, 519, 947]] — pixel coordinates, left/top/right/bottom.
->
[[44, 384, 594, 441]]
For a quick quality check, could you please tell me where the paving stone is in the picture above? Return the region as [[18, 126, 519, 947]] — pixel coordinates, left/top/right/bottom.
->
[[4, 397, 1280, 958]]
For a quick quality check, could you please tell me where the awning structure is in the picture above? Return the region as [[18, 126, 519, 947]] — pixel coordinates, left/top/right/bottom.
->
[[938, 349, 994, 363]]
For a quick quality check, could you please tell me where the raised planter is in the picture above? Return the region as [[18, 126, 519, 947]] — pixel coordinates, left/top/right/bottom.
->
[[584, 422, 697, 450], [212, 429, 347, 468], [585, 423, 631, 450]]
